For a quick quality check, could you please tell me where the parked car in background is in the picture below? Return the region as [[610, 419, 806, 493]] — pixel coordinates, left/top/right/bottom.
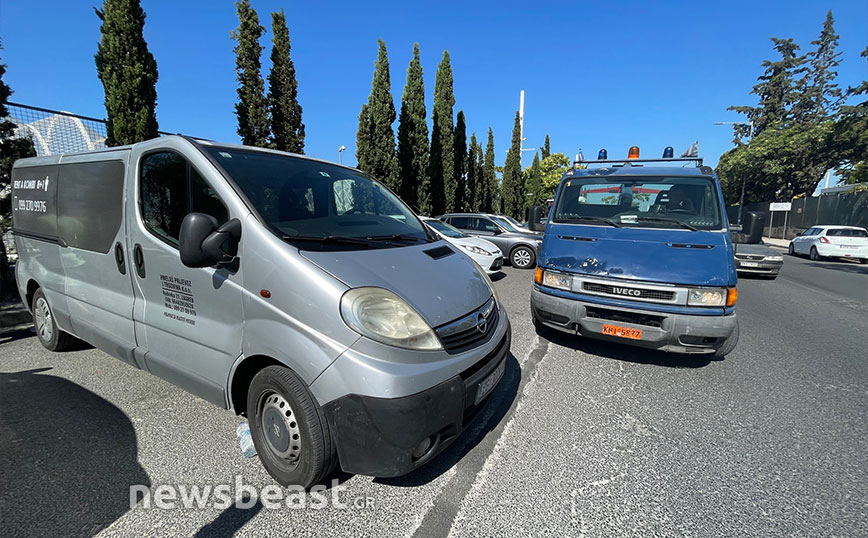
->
[[438, 213, 543, 269], [788, 225, 868, 263], [493, 214, 541, 235], [422, 217, 503, 274], [734, 241, 783, 278]]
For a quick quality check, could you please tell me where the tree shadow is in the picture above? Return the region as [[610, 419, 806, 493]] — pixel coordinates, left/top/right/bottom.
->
[[374, 351, 521, 487], [804, 260, 868, 275], [193, 498, 263, 538], [0, 368, 150, 538], [537, 325, 718, 368]]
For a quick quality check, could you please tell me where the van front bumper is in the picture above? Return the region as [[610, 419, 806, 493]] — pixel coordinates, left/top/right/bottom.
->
[[321, 324, 510, 477], [531, 287, 736, 355]]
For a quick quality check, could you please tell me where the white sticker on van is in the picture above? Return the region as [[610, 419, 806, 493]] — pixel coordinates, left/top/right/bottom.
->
[[160, 274, 197, 325]]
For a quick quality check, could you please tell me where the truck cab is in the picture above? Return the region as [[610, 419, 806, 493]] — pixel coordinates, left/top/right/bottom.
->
[[531, 149, 739, 356]]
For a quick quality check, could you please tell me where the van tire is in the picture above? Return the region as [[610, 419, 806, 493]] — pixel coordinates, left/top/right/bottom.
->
[[247, 365, 336, 488], [714, 319, 739, 357], [510, 245, 536, 269], [31, 288, 76, 352]]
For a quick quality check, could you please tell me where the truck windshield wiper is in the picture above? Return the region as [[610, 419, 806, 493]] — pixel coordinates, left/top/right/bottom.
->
[[558, 216, 621, 227], [638, 217, 698, 231]]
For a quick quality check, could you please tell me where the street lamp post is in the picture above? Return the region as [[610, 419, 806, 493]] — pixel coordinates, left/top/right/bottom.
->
[[713, 121, 754, 225], [338, 145, 346, 165]]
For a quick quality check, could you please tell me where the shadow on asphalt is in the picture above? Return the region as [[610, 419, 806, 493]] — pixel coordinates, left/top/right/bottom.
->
[[373, 351, 521, 488], [537, 325, 719, 369], [193, 498, 263, 538], [0, 368, 150, 538], [802, 260, 868, 275], [0, 326, 36, 345]]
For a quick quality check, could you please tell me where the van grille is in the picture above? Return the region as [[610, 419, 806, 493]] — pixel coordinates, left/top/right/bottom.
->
[[582, 282, 675, 302], [436, 297, 499, 354]]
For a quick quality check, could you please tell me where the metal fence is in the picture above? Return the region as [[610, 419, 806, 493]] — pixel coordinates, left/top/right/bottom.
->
[[727, 190, 868, 240], [4, 102, 110, 156]]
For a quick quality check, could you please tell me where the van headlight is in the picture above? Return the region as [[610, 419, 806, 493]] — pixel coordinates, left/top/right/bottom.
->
[[687, 288, 727, 307], [340, 288, 442, 350], [541, 269, 573, 291]]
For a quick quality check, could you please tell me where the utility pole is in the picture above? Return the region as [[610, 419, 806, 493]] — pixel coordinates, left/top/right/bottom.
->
[[518, 90, 534, 165]]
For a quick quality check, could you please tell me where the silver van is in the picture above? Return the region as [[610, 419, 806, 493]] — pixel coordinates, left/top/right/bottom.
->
[[11, 136, 510, 487]]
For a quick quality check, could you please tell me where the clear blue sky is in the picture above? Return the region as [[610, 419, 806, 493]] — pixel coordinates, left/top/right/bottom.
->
[[1, 0, 866, 170]]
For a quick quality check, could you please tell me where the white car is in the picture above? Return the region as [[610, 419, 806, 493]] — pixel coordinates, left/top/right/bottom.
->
[[423, 217, 504, 274], [788, 225, 868, 263]]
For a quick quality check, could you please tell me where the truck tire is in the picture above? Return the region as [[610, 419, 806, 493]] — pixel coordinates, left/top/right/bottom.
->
[[510, 245, 536, 269], [714, 319, 739, 357], [32, 288, 77, 351], [247, 365, 336, 488]]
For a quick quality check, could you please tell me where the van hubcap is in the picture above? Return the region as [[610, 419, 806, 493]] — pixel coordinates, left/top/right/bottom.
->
[[513, 249, 532, 267], [259, 391, 301, 467], [34, 298, 53, 342]]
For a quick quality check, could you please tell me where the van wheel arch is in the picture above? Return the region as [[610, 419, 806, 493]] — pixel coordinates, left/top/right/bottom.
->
[[230, 355, 284, 416], [26, 279, 41, 313]]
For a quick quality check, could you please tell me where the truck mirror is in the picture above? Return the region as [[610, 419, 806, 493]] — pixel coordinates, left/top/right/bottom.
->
[[179, 213, 242, 270]]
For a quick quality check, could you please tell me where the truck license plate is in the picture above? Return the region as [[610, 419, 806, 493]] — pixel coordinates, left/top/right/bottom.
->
[[602, 324, 642, 340], [475, 359, 505, 405]]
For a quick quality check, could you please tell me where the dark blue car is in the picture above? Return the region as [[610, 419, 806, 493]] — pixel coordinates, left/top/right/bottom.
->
[[531, 152, 739, 356]]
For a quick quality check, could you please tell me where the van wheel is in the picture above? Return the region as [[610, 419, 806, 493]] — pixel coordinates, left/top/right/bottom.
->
[[510, 245, 536, 269], [714, 319, 739, 357], [247, 365, 336, 488], [32, 289, 76, 351]]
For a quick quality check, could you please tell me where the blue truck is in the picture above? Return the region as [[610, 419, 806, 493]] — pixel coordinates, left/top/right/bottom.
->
[[531, 148, 739, 356]]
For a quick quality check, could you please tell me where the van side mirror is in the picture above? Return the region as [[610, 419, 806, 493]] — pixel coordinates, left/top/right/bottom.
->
[[179, 213, 242, 270]]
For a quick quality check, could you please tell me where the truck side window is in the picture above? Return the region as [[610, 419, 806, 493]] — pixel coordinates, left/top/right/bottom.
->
[[140, 152, 228, 247]]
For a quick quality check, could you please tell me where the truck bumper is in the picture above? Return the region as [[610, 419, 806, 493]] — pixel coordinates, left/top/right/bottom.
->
[[531, 288, 736, 355], [322, 325, 510, 477]]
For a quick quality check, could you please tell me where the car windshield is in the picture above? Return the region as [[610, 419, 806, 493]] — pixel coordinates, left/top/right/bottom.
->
[[826, 228, 868, 237], [552, 175, 723, 230], [500, 215, 525, 229], [205, 147, 430, 249], [425, 219, 466, 238], [491, 216, 517, 232]]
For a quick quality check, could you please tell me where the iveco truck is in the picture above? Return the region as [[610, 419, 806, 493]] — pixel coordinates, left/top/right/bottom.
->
[[12, 135, 510, 487]]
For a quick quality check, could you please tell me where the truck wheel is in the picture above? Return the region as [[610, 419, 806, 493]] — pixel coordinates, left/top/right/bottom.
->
[[32, 289, 76, 351], [247, 365, 336, 488], [714, 319, 739, 357], [510, 245, 536, 269]]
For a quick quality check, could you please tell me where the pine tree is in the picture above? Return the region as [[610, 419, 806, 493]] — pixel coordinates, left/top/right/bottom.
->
[[482, 128, 496, 212], [809, 10, 843, 120], [501, 111, 523, 218], [453, 110, 467, 211], [268, 9, 304, 153], [356, 40, 399, 190], [232, 0, 269, 147], [541, 134, 551, 159], [94, 0, 159, 146], [466, 133, 478, 211], [397, 43, 429, 209], [429, 51, 455, 214]]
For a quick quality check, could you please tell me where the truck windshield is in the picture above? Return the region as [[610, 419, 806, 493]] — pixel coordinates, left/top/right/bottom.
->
[[204, 147, 431, 248], [552, 176, 723, 231]]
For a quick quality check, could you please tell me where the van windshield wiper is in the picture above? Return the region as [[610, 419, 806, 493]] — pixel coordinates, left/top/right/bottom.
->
[[281, 234, 375, 246], [557, 216, 621, 227], [366, 233, 431, 243], [637, 217, 698, 231]]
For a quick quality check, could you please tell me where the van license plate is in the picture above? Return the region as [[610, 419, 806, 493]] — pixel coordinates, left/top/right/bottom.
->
[[475, 360, 505, 405], [602, 324, 642, 340]]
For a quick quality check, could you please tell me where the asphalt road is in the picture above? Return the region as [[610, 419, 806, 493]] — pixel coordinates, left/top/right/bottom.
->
[[1, 251, 865, 537]]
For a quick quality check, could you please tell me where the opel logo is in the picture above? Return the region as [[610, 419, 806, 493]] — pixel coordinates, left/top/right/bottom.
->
[[273, 423, 281, 437], [475, 312, 488, 334]]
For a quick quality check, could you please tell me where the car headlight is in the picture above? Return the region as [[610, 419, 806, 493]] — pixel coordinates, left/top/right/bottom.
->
[[687, 288, 729, 307], [462, 244, 492, 256], [340, 287, 442, 350], [764, 255, 783, 261], [540, 269, 573, 291]]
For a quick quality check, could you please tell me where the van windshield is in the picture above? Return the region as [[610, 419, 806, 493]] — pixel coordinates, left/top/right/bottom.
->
[[552, 176, 723, 231], [204, 147, 431, 249]]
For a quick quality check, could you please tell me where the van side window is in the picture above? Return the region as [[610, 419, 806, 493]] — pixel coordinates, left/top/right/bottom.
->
[[140, 152, 228, 246]]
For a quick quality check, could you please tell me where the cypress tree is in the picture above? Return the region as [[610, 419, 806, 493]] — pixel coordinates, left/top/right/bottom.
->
[[541, 134, 551, 159], [482, 128, 496, 212], [524, 152, 543, 206], [429, 51, 455, 214], [232, 0, 270, 147], [397, 43, 429, 208], [268, 9, 304, 153], [501, 111, 523, 218], [94, 0, 159, 146], [466, 133, 478, 211], [454, 110, 467, 211], [357, 39, 398, 190]]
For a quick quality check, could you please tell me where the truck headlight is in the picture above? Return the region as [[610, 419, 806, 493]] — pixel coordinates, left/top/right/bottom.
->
[[764, 255, 783, 261], [688, 287, 737, 307], [340, 287, 442, 350], [541, 270, 573, 291], [462, 244, 492, 256]]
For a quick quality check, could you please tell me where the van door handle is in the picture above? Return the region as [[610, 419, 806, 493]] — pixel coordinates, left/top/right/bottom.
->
[[133, 243, 146, 278], [115, 242, 127, 275]]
